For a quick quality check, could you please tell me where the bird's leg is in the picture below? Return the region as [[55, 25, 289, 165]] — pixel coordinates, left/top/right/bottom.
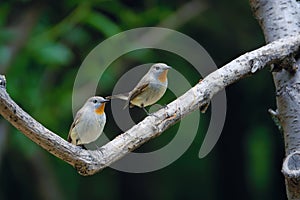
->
[[141, 104, 150, 115], [152, 103, 168, 110], [94, 144, 105, 156], [141, 105, 160, 119], [79, 144, 87, 150]]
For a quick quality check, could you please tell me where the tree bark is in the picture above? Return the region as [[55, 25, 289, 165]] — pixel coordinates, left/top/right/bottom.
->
[[250, 0, 300, 199], [0, 35, 299, 175]]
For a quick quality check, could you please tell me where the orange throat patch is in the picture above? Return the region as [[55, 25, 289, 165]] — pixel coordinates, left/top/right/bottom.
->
[[95, 103, 106, 114], [158, 70, 168, 83]]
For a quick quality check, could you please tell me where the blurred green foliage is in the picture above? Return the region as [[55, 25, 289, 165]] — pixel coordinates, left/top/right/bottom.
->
[[0, 0, 285, 200]]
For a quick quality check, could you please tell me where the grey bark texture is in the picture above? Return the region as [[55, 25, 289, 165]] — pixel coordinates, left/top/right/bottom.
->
[[250, 0, 300, 199], [0, 35, 299, 176]]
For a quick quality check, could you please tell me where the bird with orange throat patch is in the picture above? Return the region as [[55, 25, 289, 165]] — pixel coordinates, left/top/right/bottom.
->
[[68, 96, 110, 147], [109, 63, 171, 112]]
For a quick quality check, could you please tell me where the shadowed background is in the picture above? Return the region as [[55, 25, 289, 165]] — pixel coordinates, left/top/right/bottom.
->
[[0, 0, 285, 200]]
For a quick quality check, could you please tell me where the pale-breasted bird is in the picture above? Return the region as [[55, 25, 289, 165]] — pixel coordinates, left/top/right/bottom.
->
[[67, 96, 110, 146], [109, 63, 171, 110]]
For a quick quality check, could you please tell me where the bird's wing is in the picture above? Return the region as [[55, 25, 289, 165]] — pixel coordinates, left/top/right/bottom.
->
[[67, 110, 83, 142], [122, 84, 149, 109], [129, 82, 149, 102], [122, 84, 146, 109], [122, 72, 152, 109]]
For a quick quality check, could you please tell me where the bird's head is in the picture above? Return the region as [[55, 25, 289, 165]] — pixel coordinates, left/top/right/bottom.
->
[[149, 63, 171, 83], [86, 96, 110, 115]]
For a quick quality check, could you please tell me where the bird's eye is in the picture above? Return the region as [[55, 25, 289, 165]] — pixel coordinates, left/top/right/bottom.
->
[[93, 99, 98, 103], [155, 66, 160, 70]]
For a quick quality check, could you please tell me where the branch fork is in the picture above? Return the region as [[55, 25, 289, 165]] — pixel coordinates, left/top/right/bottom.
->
[[0, 35, 300, 175]]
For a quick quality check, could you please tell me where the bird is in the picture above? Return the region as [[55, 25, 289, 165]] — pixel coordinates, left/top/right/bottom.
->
[[109, 63, 171, 111], [67, 96, 110, 147]]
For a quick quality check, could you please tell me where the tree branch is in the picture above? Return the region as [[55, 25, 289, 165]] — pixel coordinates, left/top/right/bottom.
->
[[250, 1, 300, 199], [0, 35, 299, 176]]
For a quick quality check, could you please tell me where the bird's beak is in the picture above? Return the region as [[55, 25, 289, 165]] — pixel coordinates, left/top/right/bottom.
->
[[102, 99, 111, 103], [165, 65, 172, 70]]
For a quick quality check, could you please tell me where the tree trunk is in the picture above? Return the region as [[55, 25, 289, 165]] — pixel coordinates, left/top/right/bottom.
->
[[250, 0, 300, 199]]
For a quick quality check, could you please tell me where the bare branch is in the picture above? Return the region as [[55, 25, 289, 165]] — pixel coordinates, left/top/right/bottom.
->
[[0, 35, 299, 175]]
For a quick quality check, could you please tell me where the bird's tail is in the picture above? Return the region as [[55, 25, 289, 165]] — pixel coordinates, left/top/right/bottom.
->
[[106, 93, 128, 100], [106, 93, 130, 109]]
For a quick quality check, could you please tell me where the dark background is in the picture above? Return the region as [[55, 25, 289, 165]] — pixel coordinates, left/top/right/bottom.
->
[[0, 0, 285, 200]]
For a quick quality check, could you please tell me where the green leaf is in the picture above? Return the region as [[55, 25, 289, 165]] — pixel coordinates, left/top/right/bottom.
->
[[31, 41, 73, 66], [84, 12, 121, 37]]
